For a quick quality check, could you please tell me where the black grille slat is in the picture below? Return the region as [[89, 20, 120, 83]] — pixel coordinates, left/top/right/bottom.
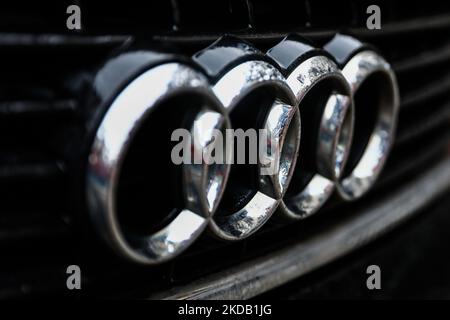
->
[[350, 13, 450, 38], [383, 130, 450, 185], [0, 161, 65, 181], [0, 219, 69, 243], [400, 74, 450, 109], [0, 100, 77, 117], [0, 33, 131, 48], [0, 265, 76, 299], [396, 103, 450, 145], [393, 44, 450, 73]]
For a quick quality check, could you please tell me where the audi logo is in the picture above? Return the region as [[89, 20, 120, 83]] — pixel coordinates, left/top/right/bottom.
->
[[86, 34, 399, 264]]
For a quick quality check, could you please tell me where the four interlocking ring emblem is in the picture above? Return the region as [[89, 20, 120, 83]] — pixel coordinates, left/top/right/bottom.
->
[[86, 34, 400, 264]]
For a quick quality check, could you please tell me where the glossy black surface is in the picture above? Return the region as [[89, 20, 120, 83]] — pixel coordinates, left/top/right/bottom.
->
[[266, 34, 323, 74], [324, 33, 372, 67], [89, 51, 178, 115], [193, 35, 272, 81]]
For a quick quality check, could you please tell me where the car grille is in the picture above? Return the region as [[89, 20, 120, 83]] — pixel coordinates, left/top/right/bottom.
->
[[0, 1, 449, 298]]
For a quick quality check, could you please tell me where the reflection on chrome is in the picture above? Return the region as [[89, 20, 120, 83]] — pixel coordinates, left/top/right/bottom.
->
[[188, 109, 231, 214], [317, 93, 353, 180]]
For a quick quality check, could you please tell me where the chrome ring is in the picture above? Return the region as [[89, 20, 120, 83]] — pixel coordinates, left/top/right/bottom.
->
[[317, 93, 354, 180], [279, 55, 354, 220], [335, 50, 400, 200], [86, 62, 230, 264], [186, 109, 232, 215], [210, 60, 300, 240]]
